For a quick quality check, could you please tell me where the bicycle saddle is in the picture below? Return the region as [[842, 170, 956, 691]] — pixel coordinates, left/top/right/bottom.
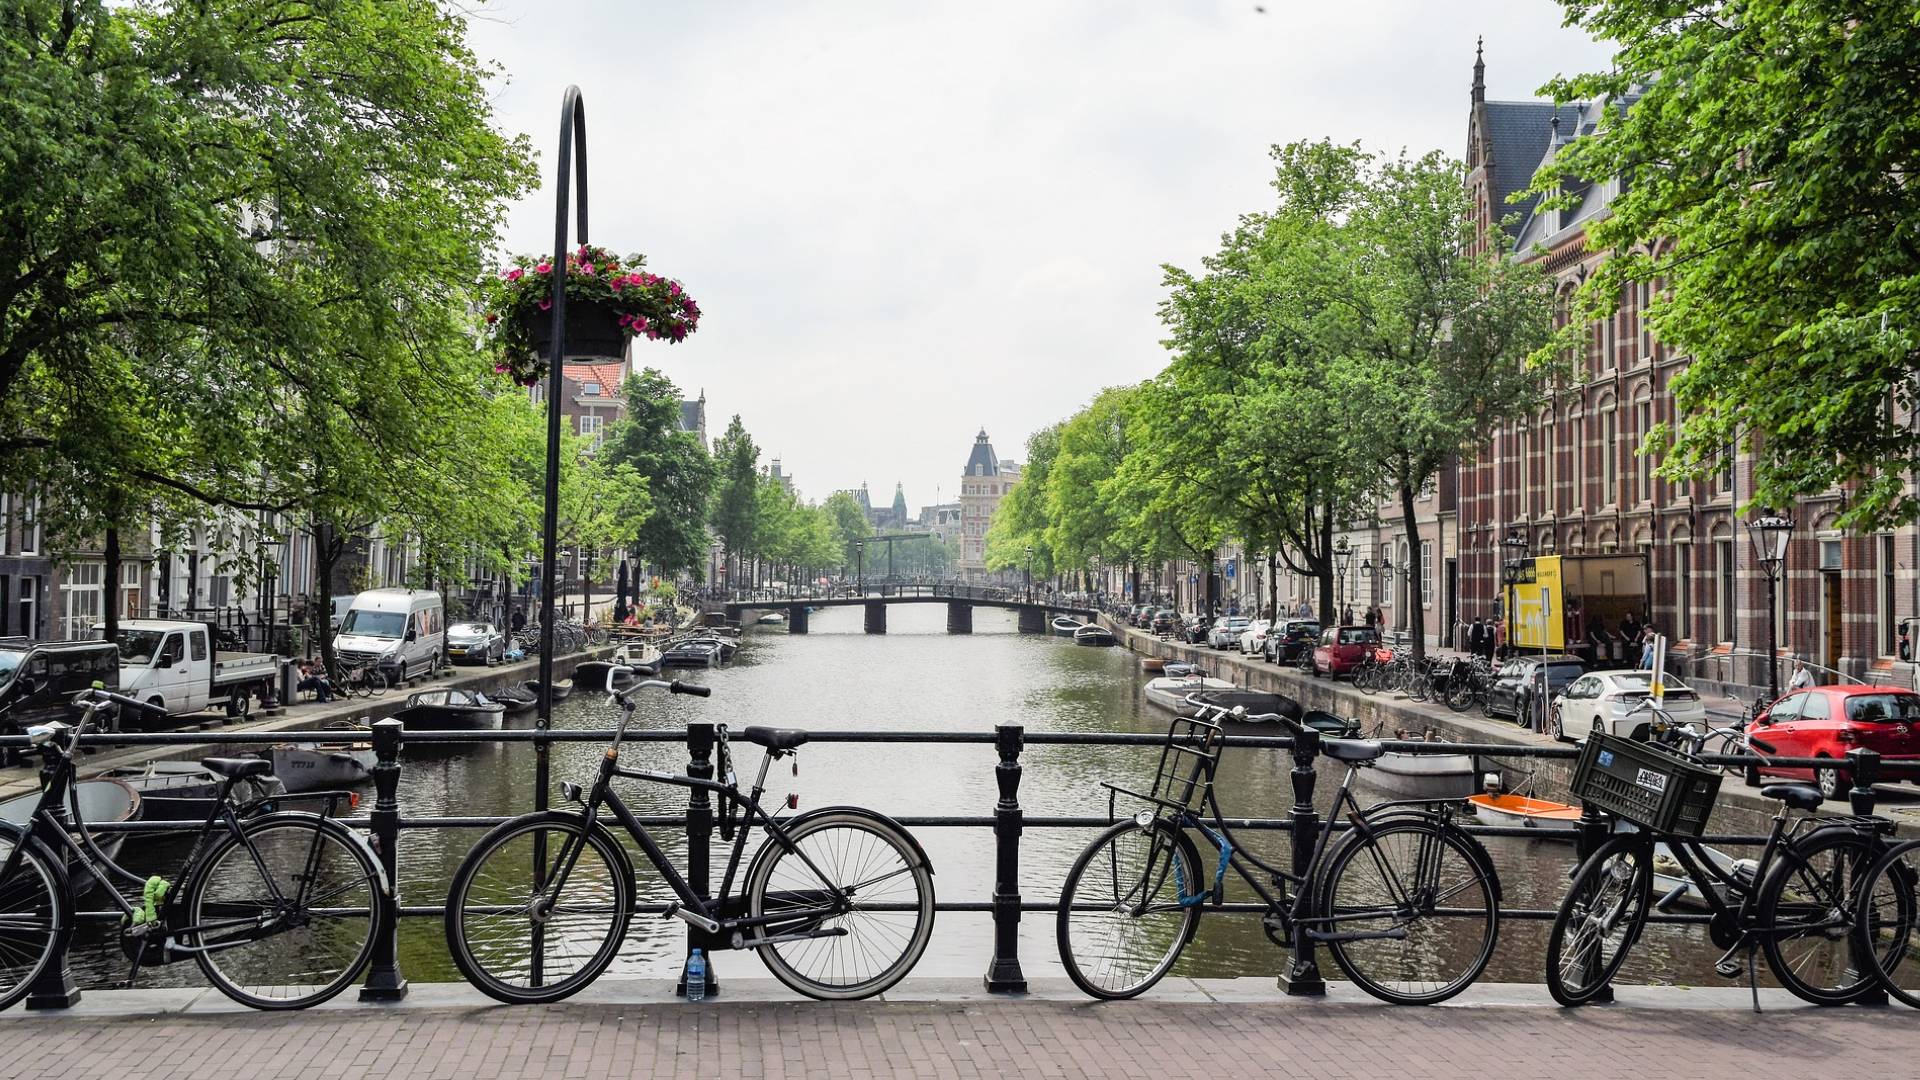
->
[[1321, 739, 1385, 764], [741, 726, 808, 751], [202, 757, 273, 781], [1760, 782, 1825, 812]]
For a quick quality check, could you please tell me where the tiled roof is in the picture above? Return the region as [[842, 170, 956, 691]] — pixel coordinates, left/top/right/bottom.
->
[[964, 430, 1000, 476], [562, 363, 624, 400], [1481, 100, 1585, 238]]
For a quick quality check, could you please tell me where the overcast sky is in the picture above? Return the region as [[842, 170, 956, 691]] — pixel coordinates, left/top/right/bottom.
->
[[466, 1, 1613, 511]]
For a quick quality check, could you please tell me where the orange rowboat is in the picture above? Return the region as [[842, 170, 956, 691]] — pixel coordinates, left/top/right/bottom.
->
[[1466, 793, 1581, 833]]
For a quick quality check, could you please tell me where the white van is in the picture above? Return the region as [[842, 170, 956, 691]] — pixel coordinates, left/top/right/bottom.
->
[[332, 588, 445, 683]]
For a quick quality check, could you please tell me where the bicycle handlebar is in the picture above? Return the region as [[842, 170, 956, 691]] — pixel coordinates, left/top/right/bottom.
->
[[605, 668, 713, 702], [79, 686, 168, 721]]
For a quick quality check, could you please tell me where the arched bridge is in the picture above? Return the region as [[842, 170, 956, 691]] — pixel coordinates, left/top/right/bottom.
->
[[718, 582, 1097, 635]]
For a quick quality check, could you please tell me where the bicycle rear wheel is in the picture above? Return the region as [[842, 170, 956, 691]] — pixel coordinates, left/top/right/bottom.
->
[[1757, 826, 1885, 1006], [444, 814, 633, 1005], [1855, 838, 1920, 1009], [1544, 835, 1651, 1007], [1057, 819, 1201, 999], [186, 816, 382, 1009], [1315, 819, 1499, 1005], [0, 833, 65, 1012]]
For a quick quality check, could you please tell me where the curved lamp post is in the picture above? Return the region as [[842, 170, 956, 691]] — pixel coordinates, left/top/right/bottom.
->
[[1748, 513, 1794, 701], [1333, 538, 1352, 619]]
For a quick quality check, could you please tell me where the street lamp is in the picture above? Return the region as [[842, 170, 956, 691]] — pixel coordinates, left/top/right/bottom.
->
[[1334, 538, 1352, 619], [1501, 530, 1530, 660], [1748, 513, 1794, 701], [1024, 545, 1034, 604]]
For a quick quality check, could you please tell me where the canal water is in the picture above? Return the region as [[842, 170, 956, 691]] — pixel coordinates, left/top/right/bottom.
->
[[77, 603, 1735, 991]]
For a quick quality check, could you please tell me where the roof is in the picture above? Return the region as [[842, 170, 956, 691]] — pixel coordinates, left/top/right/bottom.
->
[[964, 429, 1000, 476], [1480, 100, 1586, 239], [678, 399, 703, 432], [562, 363, 623, 399]]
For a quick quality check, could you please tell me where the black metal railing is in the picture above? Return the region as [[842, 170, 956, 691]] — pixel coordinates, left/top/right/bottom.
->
[[0, 722, 1907, 1007]]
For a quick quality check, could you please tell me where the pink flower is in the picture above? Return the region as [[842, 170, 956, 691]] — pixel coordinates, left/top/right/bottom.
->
[[580, 263, 594, 274], [617, 314, 633, 329], [538, 297, 552, 311], [610, 278, 625, 293], [632, 316, 650, 334], [534, 262, 552, 274], [577, 244, 589, 258], [505, 268, 524, 282], [494, 363, 509, 374], [668, 281, 681, 297]]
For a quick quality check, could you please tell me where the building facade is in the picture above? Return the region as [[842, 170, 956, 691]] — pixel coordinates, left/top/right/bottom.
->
[[957, 430, 1019, 576]]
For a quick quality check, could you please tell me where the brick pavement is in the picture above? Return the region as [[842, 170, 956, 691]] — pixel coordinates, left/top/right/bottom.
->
[[5, 996, 1914, 1080]]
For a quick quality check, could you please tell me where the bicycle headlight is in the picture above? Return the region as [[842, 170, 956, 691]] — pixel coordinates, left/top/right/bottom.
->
[[1134, 809, 1155, 827], [561, 782, 583, 804]]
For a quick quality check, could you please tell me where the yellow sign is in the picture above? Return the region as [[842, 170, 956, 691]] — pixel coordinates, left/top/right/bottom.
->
[[1510, 555, 1563, 650]]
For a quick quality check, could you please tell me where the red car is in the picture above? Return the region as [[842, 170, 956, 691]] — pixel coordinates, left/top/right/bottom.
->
[[1748, 685, 1920, 800], [1310, 625, 1379, 678]]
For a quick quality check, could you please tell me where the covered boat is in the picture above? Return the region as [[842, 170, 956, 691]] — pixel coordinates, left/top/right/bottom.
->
[[660, 638, 724, 668], [1050, 616, 1085, 637], [491, 683, 539, 714], [0, 778, 141, 888], [1143, 675, 1236, 715], [1072, 625, 1117, 647], [1161, 661, 1208, 678], [393, 687, 505, 731], [1467, 793, 1581, 833], [270, 724, 376, 793], [756, 611, 786, 625], [1367, 746, 1479, 801], [94, 760, 282, 820], [1189, 689, 1303, 724]]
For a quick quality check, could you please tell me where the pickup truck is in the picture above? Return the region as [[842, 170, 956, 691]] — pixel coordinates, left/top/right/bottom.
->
[[101, 619, 281, 720]]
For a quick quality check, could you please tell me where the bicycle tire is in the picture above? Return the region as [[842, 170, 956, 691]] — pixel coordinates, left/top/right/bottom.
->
[[1756, 826, 1887, 1006], [0, 829, 66, 1012], [1854, 837, 1920, 1009], [1444, 673, 1474, 712], [1315, 818, 1499, 1005], [186, 815, 383, 1010], [1544, 834, 1651, 1007], [444, 812, 634, 1005], [1057, 818, 1202, 1000], [745, 810, 935, 1000]]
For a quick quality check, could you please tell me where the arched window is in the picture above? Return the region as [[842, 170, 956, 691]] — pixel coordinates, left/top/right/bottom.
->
[[1568, 405, 1586, 512], [1670, 523, 1694, 642], [1542, 409, 1557, 518], [1599, 395, 1619, 506], [1711, 521, 1736, 642], [1632, 384, 1653, 505]]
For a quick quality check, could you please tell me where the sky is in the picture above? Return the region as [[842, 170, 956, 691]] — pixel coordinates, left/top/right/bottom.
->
[[465, 0, 1614, 511]]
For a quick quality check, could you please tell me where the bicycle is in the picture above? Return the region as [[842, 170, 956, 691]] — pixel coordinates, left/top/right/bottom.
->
[[0, 687, 384, 1011], [1056, 698, 1501, 1005], [1854, 835, 1920, 1008], [328, 660, 388, 699], [1544, 700, 1907, 1010], [443, 669, 936, 1003]]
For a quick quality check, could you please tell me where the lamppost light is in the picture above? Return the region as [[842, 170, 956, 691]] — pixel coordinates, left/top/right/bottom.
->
[[1746, 514, 1794, 566]]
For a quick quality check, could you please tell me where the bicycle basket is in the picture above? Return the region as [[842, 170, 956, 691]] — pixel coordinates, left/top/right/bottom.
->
[[1570, 731, 1721, 836]]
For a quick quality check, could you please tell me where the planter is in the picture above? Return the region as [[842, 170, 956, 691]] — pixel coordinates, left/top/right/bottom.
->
[[524, 297, 626, 362]]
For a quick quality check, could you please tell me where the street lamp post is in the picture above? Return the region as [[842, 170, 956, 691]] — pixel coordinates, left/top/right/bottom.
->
[[1748, 514, 1794, 701], [1333, 538, 1352, 621], [1024, 545, 1034, 604], [1501, 530, 1530, 662]]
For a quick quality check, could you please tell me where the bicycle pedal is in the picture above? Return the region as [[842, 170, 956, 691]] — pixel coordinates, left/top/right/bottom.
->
[[1713, 958, 1743, 979]]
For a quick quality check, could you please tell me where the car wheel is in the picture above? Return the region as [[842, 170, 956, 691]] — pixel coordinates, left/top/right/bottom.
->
[[1816, 759, 1850, 802], [1548, 703, 1565, 742]]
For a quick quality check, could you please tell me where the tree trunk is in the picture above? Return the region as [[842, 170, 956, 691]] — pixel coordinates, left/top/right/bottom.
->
[[1267, 551, 1279, 621], [1317, 502, 1335, 626], [314, 522, 340, 672], [1399, 479, 1426, 661], [103, 526, 122, 643]]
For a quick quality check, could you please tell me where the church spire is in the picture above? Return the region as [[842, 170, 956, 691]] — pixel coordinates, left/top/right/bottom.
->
[[1471, 36, 1485, 105]]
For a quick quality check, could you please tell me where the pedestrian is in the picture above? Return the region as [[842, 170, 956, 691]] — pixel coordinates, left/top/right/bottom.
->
[[1341, 604, 1354, 626], [1638, 627, 1656, 670], [1900, 619, 1912, 662], [1788, 660, 1814, 692], [510, 608, 527, 633], [296, 660, 334, 703], [1468, 616, 1486, 659]]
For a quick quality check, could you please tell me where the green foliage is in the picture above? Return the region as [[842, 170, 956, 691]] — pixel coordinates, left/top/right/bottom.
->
[[708, 415, 760, 567], [822, 490, 872, 569], [479, 245, 700, 386], [1538, 1, 1920, 530], [600, 368, 715, 578], [984, 425, 1060, 575]]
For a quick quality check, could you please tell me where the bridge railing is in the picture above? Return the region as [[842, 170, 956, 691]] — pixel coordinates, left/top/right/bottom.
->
[[0, 721, 1900, 1007], [718, 580, 1101, 608]]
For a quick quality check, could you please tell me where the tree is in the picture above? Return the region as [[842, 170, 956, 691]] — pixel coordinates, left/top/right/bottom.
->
[[984, 425, 1061, 579], [1539, 1, 1920, 530], [822, 490, 871, 573], [600, 368, 715, 578], [708, 416, 760, 589]]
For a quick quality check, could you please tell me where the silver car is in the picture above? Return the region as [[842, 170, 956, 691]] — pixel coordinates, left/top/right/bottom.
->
[[446, 622, 505, 666], [1550, 670, 1706, 742]]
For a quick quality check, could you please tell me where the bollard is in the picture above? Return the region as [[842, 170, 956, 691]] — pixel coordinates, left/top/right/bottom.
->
[[357, 718, 408, 1000], [983, 721, 1028, 993], [678, 722, 720, 997], [1280, 726, 1325, 996], [1844, 746, 1881, 817]]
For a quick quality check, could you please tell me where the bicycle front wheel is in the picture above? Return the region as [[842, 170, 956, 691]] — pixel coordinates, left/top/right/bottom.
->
[[444, 814, 633, 1005], [746, 810, 935, 1000], [1855, 838, 1920, 1009], [0, 832, 65, 1012], [1757, 826, 1885, 1006], [1545, 835, 1650, 1006], [1057, 819, 1201, 999], [1315, 819, 1499, 1005], [186, 816, 382, 1009]]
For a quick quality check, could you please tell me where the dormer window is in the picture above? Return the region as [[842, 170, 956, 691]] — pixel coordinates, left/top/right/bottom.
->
[[582, 383, 600, 396]]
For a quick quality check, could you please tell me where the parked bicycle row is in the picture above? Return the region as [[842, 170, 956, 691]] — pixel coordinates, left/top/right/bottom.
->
[[1, 681, 1916, 1013]]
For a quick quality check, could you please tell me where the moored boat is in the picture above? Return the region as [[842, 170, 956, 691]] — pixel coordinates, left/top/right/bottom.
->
[[521, 678, 573, 702], [492, 683, 539, 714], [1050, 616, 1085, 637], [1143, 674, 1236, 715], [270, 724, 376, 793], [1072, 625, 1117, 647], [393, 688, 506, 731], [1162, 661, 1207, 678], [1190, 689, 1303, 723], [1368, 746, 1479, 801], [574, 659, 636, 690], [660, 638, 724, 668], [1467, 792, 1581, 832], [0, 778, 141, 889], [1652, 842, 1748, 911], [757, 611, 786, 625], [1140, 657, 1167, 673], [94, 760, 282, 820]]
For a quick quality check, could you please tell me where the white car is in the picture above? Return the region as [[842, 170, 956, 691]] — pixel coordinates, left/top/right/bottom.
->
[[1207, 616, 1251, 650], [1550, 670, 1707, 742], [1239, 619, 1273, 655]]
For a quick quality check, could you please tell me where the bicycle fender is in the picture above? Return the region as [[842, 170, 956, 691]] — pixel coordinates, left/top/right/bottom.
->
[[757, 806, 935, 876]]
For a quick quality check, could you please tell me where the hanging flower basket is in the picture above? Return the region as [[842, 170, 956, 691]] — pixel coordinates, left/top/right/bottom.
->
[[481, 244, 701, 386]]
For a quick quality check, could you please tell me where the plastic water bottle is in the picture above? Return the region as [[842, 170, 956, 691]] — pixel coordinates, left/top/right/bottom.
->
[[685, 949, 707, 1001]]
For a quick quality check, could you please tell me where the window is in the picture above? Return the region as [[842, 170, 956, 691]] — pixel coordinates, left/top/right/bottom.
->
[[1570, 411, 1586, 511], [1517, 423, 1530, 517], [190, 629, 207, 662], [1882, 535, 1898, 655], [1420, 540, 1434, 608], [59, 562, 104, 641], [1820, 539, 1842, 571], [579, 414, 604, 450], [1603, 408, 1619, 505], [17, 576, 37, 640], [1800, 692, 1832, 722], [1544, 419, 1557, 517], [0, 493, 8, 555], [1638, 279, 1654, 361], [19, 494, 39, 555], [1634, 395, 1652, 503], [120, 562, 142, 619], [1716, 539, 1736, 642], [1676, 543, 1692, 641], [1717, 443, 1735, 495], [581, 382, 600, 396]]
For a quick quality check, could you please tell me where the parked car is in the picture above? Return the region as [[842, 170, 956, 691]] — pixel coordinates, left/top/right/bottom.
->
[[1239, 618, 1273, 655], [334, 588, 446, 683], [1310, 625, 1379, 678], [1180, 615, 1212, 645], [1748, 685, 1920, 800], [105, 619, 279, 720], [446, 622, 506, 666], [1485, 655, 1589, 723], [0, 640, 121, 742], [1207, 616, 1252, 650], [1550, 669, 1705, 743], [1150, 608, 1181, 636], [1264, 620, 1322, 665]]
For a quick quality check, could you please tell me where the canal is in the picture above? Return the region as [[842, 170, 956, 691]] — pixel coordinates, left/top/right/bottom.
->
[[77, 603, 1740, 992]]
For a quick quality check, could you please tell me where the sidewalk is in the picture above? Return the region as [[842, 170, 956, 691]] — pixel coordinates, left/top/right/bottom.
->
[[2, 980, 1911, 1080]]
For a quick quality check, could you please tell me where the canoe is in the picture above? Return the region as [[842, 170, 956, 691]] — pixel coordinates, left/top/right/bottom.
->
[[1297, 709, 1362, 737], [1073, 625, 1118, 647], [393, 688, 506, 731], [1368, 749, 1479, 801], [0, 778, 141, 890], [1144, 675, 1236, 716], [1468, 793, 1581, 833], [94, 760, 283, 821], [270, 726, 376, 793], [1050, 616, 1085, 637], [1190, 689, 1303, 724]]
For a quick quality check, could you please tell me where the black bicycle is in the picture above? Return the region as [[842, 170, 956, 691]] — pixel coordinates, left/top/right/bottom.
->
[[1056, 699, 1501, 1005], [443, 670, 936, 1003], [0, 688, 384, 1011]]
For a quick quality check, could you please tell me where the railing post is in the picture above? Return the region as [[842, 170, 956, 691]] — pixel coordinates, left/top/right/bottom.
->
[[678, 721, 720, 996], [1280, 726, 1325, 995], [983, 721, 1027, 993], [359, 718, 408, 1001], [1845, 746, 1881, 817]]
